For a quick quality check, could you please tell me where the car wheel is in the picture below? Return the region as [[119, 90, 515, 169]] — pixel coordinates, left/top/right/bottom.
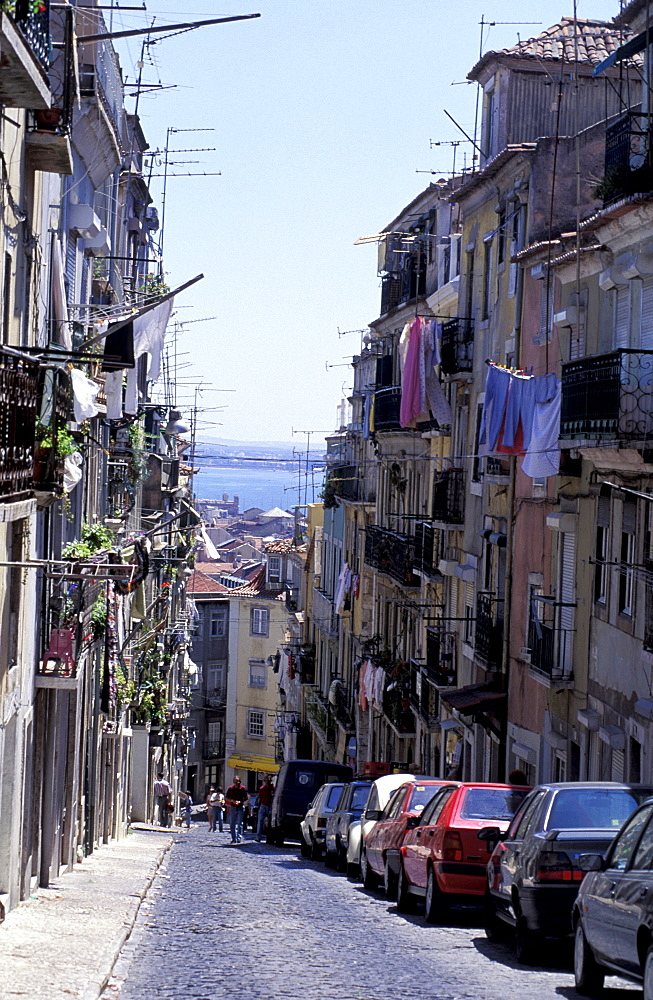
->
[[324, 848, 336, 868], [337, 847, 347, 874], [310, 836, 322, 861], [574, 923, 605, 997], [299, 834, 310, 858], [396, 861, 415, 913], [425, 866, 446, 923], [483, 893, 508, 943], [643, 944, 653, 1000], [384, 861, 398, 902], [346, 859, 360, 880], [361, 849, 377, 889], [514, 910, 536, 965]]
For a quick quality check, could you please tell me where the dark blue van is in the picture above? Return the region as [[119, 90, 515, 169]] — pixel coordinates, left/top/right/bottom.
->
[[268, 759, 353, 846]]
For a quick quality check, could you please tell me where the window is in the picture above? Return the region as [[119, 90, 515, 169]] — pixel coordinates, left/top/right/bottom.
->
[[631, 810, 653, 869], [248, 658, 267, 689], [250, 606, 269, 636], [207, 661, 225, 693], [268, 556, 281, 582], [619, 501, 637, 616], [594, 494, 610, 604], [609, 806, 651, 871], [482, 241, 492, 320], [210, 610, 227, 637], [247, 709, 265, 738], [497, 208, 506, 265]]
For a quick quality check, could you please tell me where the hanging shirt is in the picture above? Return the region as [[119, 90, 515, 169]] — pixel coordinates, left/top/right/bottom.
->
[[70, 368, 100, 423], [521, 374, 562, 478]]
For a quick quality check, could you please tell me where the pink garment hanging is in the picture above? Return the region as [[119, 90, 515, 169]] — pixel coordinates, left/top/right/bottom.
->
[[400, 318, 423, 427]]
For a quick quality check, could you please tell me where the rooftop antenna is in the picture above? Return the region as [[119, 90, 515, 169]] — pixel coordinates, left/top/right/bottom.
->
[[156, 127, 218, 272]]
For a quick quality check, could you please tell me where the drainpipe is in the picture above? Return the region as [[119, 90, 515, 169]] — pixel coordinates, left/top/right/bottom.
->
[[499, 220, 525, 779]]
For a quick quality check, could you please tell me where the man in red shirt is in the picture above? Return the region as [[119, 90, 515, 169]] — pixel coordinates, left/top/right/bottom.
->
[[225, 775, 249, 843], [255, 774, 274, 842]]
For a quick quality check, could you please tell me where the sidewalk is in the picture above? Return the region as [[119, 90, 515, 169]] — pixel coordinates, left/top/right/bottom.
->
[[0, 826, 174, 1000]]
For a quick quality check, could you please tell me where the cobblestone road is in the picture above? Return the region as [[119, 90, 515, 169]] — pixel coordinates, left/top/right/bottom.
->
[[105, 827, 640, 1000]]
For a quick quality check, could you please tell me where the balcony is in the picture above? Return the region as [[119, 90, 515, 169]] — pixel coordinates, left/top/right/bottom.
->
[[440, 318, 474, 376], [383, 685, 416, 734], [25, 4, 74, 175], [203, 738, 225, 760], [560, 350, 653, 442], [432, 468, 465, 525], [425, 628, 456, 687], [0, 2, 51, 108], [106, 460, 134, 519], [475, 593, 504, 669], [364, 524, 419, 587], [373, 386, 402, 431], [413, 521, 439, 576], [526, 616, 573, 683], [0, 348, 39, 502], [36, 627, 79, 689], [330, 464, 359, 501], [599, 112, 653, 206], [205, 687, 226, 709]]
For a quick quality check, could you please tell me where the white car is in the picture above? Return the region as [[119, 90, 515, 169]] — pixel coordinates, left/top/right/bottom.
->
[[346, 773, 416, 878]]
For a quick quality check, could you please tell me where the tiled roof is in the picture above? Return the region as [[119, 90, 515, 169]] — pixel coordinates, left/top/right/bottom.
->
[[187, 569, 228, 595], [469, 18, 632, 79], [264, 539, 294, 553], [229, 567, 286, 600]]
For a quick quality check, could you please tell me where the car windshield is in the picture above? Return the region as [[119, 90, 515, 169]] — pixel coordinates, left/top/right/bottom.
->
[[547, 788, 641, 830], [409, 785, 441, 812], [460, 787, 530, 821], [351, 786, 370, 811]]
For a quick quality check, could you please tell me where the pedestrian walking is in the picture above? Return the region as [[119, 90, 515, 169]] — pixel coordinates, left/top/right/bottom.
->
[[225, 775, 249, 843], [206, 786, 225, 832], [181, 790, 193, 828], [255, 774, 274, 842], [153, 772, 172, 827]]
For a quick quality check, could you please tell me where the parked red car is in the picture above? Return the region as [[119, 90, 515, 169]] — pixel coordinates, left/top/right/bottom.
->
[[399, 782, 531, 920], [362, 779, 447, 897]]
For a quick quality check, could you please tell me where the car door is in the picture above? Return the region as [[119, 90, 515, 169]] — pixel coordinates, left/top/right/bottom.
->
[[304, 786, 325, 840], [497, 790, 546, 901], [369, 787, 406, 875], [609, 803, 653, 974], [413, 785, 458, 888], [582, 804, 653, 967]]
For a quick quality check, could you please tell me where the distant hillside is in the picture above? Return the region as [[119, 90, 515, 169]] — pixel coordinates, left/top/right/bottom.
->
[[195, 437, 325, 465]]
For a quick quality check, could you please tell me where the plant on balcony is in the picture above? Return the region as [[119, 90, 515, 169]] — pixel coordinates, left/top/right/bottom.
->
[[62, 520, 115, 561], [127, 422, 149, 485], [90, 596, 107, 642], [35, 421, 78, 460], [138, 273, 170, 301], [389, 462, 407, 496], [1, 1, 46, 14], [319, 478, 340, 509]]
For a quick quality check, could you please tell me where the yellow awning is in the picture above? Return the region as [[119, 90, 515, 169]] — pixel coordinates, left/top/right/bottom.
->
[[227, 753, 280, 774]]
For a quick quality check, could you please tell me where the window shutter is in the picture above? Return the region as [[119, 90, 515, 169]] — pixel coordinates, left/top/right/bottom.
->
[[65, 235, 77, 297], [615, 285, 630, 348], [623, 500, 637, 535], [641, 277, 653, 349], [611, 748, 625, 782], [559, 532, 576, 673], [597, 495, 611, 528]]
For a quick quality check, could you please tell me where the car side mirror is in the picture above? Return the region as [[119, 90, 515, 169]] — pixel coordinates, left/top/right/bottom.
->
[[366, 809, 382, 821], [478, 826, 501, 849], [406, 814, 420, 829], [578, 853, 604, 872]]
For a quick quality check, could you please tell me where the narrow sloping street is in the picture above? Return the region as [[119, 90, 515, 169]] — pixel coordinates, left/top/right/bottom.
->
[[104, 829, 637, 1000]]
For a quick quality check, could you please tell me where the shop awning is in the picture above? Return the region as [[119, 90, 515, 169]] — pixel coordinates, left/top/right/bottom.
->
[[439, 683, 506, 715], [227, 753, 280, 774]]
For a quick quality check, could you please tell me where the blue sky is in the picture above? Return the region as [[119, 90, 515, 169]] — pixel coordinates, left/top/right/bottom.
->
[[111, 0, 622, 442]]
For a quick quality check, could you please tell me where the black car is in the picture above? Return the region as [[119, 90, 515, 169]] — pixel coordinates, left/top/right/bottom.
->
[[573, 796, 653, 997], [482, 781, 653, 962]]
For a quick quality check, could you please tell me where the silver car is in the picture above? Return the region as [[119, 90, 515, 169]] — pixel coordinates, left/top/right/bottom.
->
[[325, 780, 371, 871], [346, 773, 416, 878], [299, 782, 345, 860]]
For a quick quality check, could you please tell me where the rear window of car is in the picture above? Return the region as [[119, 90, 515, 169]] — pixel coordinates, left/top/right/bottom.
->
[[547, 788, 641, 830], [409, 785, 442, 812], [325, 786, 342, 810], [351, 785, 370, 811], [460, 787, 530, 821], [294, 771, 316, 788]]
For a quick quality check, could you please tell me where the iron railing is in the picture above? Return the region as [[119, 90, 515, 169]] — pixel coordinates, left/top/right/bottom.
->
[[561, 349, 653, 441], [106, 460, 133, 519], [205, 687, 226, 709], [414, 521, 439, 576], [440, 318, 474, 375], [330, 464, 359, 501], [364, 524, 419, 587], [425, 627, 456, 687], [373, 386, 402, 431], [475, 593, 503, 668], [203, 738, 225, 760], [432, 467, 465, 524], [0, 348, 39, 501], [526, 615, 573, 682], [13, 0, 50, 73], [601, 112, 653, 206]]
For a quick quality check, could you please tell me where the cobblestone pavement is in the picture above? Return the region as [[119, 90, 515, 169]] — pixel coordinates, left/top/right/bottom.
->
[[104, 827, 640, 1000]]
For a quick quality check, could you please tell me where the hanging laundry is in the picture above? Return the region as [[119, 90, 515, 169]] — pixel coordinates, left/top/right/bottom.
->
[[400, 318, 422, 426], [400, 317, 451, 428], [521, 373, 562, 478], [102, 320, 135, 371], [70, 368, 100, 422], [133, 298, 174, 381], [104, 370, 123, 420], [334, 562, 351, 614]]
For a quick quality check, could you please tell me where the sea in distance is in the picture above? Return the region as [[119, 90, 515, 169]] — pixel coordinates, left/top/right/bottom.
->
[[193, 464, 324, 515]]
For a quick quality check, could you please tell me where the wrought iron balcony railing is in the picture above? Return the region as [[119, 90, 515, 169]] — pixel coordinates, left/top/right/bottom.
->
[[330, 464, 359, 501], [13, 0, 50, 73], [203, 738, 225, 760], [0, 348, 39, 502], [425, 627, 456, 687], [475, 593, 504, 668], [373, 386, 402, 431], [432, 467, 465, 525], [205, 687, 226, 709], [526, 616, 573, 682], [440, 318, 474, 376], [600, 112, 653, 206], [106, 460, 133, 519], [561, 349, 653, 441], [364, 524, 419, 587]]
